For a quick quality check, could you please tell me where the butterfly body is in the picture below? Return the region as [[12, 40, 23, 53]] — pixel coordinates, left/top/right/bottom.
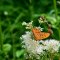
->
[[32, 28, 50, 41]]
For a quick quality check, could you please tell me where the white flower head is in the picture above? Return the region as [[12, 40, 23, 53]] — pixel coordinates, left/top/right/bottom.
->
[[38, 19, 44, 23], [37, 26, 44, 31], [22, 21, 33, 29], [36, 45, 44, 55], [22, 22, 27, 25], [26, 21, 33, 29], [44, 39, 60, 53], [21, 31, 60, 58], [4, 11, 8, 15], [57, 1, 60, 4]]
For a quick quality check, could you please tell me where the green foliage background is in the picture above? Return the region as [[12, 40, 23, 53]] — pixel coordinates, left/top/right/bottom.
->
[[0, 0, 60, 60]]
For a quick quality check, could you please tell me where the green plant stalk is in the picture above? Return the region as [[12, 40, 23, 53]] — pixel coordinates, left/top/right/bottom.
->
[[11, 13, 25, 60], [14, 13, 24, 24], [56, 28, 60, 40], [11, 34, 16, 60], [56, 53, 60, 60], [10, 27, 16, 60], [53, 0, 58, 20], [6, 17, 16, 60], [58, 28, 60, 40], [58, 25, 60, 40], [53, 0, 60, 39], [50, 53, 54, 60], [0, 21, 3, 51], [29, 0, 34, 20]]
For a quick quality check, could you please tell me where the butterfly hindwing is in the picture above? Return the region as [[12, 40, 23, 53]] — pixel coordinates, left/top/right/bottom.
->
[[32, 28, 50, 40], [38, 32, 50, 40]]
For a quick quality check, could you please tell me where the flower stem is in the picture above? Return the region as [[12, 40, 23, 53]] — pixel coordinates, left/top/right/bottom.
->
[[6, 17, 16, 60], [53, 0, 58, 20], [53, 0, 60, 40], [12, 43, 16, 60], [11, 34, 16, 60], [0, 20, 3, 51], [50, 53, 54, 60], [29, 0, 34, 20]]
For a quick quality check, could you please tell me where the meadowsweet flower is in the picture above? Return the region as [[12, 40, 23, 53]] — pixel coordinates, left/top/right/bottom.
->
[[44, 39, 60, 53], [21, 31, 60, 56], [4, 11, 8, 15], [22, 21, 33, 29], [38, 19, 44, 23], [37, 26, 43, 31], [22, 31, 39, 54], [21, 22, 60, 59], [57, 1, 60, 4], [22, 22, 27, 25], [36, 45, 44, 55], [38, 16, 47, 23]]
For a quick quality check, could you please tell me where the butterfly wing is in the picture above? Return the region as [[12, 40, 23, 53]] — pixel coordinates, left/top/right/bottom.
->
[[37, 32, 50, 40], [32, 28, 50, 41]]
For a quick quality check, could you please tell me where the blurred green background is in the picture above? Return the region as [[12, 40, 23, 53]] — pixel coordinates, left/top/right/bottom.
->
[[0, 0, 60, 60]]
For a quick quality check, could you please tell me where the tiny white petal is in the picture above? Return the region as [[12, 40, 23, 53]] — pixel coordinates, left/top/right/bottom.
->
[[4, 11, 8, 15], [22, 22, 27, 25]]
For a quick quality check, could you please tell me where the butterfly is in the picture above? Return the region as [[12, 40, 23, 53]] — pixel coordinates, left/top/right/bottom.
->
[[32, 28, 50, 41]]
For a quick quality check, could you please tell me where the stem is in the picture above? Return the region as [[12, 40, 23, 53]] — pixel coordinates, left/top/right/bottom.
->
[[6, 17, 16, 60], [50, 53, 54, 60], [12, 34, 16, 60], [29, 0, 34, 20], [58, 29, 60, 40], [59, 51, 60, 60], [0, 21, 3, 51], [14, 13, 24, 24], [53, 0, 58, 20], [53, 0, 60, 40], [56, 28, 60, 40]]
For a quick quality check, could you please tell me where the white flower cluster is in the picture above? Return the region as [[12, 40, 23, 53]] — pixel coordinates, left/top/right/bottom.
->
[[22, 21, 43, 31], [4, 11, 8, 15], [22, 21, 33, 29], [21, 31, 60, 57]]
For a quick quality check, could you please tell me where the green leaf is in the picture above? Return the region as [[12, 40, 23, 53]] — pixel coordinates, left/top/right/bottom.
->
[[16, 50, 24, 58], [3, 44, 11, 53]]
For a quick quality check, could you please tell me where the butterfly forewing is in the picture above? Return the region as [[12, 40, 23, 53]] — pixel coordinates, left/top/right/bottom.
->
[[32, 28, 50, 41]]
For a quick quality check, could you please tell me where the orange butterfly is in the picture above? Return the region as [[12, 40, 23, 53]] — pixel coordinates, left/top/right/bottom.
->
[[32, 28, 50, 41]]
